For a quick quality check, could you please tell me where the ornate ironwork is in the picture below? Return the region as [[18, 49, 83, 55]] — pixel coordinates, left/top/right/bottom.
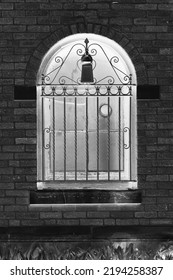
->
[[41, 84, 133, 96], [41, 38, 134, 87], [123, 127, 130, 149], [43, 128, 51, 149]]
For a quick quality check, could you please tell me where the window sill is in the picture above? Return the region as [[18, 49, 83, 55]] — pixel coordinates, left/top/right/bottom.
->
[[29, 202, 142, 211], [30, 187, 141, 205], [37, 181, 137, 191]]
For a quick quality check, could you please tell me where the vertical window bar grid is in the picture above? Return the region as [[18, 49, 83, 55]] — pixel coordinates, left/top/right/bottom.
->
[[86, 97, 88, 181], [52, 97, 55, 181], [118, 96, 121, 181], [97, 97, 99, 181], [41, 97, 45, 181], [75, 97, 77, 181], [107, 96, 110, 181], [64, 97, 66, 181]]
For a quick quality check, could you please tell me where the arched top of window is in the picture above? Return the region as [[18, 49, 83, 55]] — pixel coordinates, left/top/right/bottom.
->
[[37, 33, 137, 88]]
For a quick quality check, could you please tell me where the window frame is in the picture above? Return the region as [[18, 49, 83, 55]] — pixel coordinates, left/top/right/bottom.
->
[[36, 33, 137, 191]]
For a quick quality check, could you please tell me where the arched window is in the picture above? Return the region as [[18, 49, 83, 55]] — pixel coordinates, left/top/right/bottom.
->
[[37, 33, 137, 190]]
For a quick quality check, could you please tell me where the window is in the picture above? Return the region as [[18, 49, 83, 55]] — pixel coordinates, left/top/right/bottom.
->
[[37, 34, 137, 190]]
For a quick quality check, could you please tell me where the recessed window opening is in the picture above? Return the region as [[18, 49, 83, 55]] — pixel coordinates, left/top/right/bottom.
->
[[37, 33, 137, 190]]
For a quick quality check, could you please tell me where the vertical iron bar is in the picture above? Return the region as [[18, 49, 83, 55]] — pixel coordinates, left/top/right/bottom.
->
[[86, 97, 88, 181], [118, 97, 121, 181], [130, 96, 132, 181], [64, 97, 66, 181], [41, 97, 45, 181], [75, 97, 77, 181], [52, 97, 55, 181], [97, 97, 99, 181], [107, 96, 110, 181]]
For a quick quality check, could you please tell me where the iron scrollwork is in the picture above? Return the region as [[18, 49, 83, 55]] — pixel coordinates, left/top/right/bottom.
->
[[123, 127, 130, 149], [41, 38, 134, 87], [43, 128, 51, 149]]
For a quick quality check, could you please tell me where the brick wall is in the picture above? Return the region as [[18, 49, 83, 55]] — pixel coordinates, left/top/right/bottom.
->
[[0, 0, 173, 228]]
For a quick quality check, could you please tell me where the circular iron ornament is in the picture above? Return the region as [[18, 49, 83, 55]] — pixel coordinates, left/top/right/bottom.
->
[[89, 48, 97, 57], [55, 56, 63, 65], [99, 103, 112, 118], [110, 56, 119, 64]]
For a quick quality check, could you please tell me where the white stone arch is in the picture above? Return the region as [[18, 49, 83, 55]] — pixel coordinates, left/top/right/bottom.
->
[[37, 33, 137, 190]]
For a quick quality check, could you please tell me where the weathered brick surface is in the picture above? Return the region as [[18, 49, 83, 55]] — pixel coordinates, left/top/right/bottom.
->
[[0, 0, 173, 228]]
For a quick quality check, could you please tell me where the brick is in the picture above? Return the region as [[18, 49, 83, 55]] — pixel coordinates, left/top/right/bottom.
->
[[87, 3, 109, 9], [158, 138, 173, 144], [16, 212, 39, 219], [0, 3, 13, 9], [45, 219, 56, 225], [158, 212, 173, 218], [5, 206, 27, 212], [15, 138, 36, 144], [56, 220, 79, 226], [9, 160, 20, 167], [146, 26, 168, 32], [15, 123, 36, 129], [0, 183, 14, 189], [145, 204, 168, 212], [15, 182, 35, 190], [0, 168, 13, 175], [146, 175, 169, 182], [15, 168, 36, 175], [135, 212, 157, 218], [157, 197, 173, 203], [6, 190, 28, 197], [0, 123, 14, 129], [21, 220, 44, 226], [3, 25, 26, 32], [2, 145, 25, 152], [150, 219, 173, 225], [0, 18, 13, 25], [27, 26, 50, 32], [14, 17, 37, 25], [135, 4, 157, 10], [0, 138, 14, 145], [87, 211, 109, 218], [3, 130, 25, 137], [104, 219, 116, 226], [134, 18, 156, 25], [63, 212, 86, 218], [116, 219, 139, 226], [9, 220, 20, 227], [40, 212, 62, 219], [80, 219, 103, 226], [139, 219, 150, 225], [0, 198, 15, 205], [158, 4, 173, 10], [16, 197, 29, 205]]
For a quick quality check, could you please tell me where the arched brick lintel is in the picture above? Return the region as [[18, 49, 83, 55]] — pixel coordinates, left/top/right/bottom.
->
[[25, 23, 148, 86]]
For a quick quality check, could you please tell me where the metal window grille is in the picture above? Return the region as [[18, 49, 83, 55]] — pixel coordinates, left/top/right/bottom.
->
[[39, 84, 133, 182]]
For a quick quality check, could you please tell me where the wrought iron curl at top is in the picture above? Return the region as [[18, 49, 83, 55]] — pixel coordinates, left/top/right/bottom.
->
[[110, 56, 119, 64], [76, 47, 85, 56], [55, 56, 64, 65], [88, 47, 97, 57]]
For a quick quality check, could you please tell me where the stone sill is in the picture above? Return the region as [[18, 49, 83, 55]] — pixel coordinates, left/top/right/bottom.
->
[[30, 189, 141, 205], [29, 203, 142, 211]]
